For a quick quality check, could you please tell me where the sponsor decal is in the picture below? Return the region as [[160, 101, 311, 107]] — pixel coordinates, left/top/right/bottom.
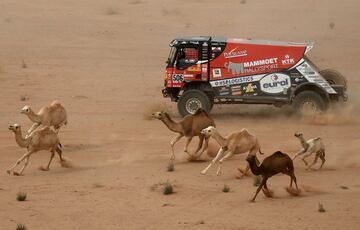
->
[[260, 73, 290, 94], [224, 47, 247, 59], [225, 62, 244, 75], [224, 58, 279, 75], [172, 74, 184, 83], [219, 86, 230, 96], [213, 68, 222, 78], [202, 67, 207, 73], [296, 62, 337, 94], [244, 83, 257, 93], [187, 64, 201, 72], [212, 76, 254, 87], [282, 54, 295, 65], [231, 85, 242, 96], [183, 74, 193, 80], [243, 58, 278, 68]]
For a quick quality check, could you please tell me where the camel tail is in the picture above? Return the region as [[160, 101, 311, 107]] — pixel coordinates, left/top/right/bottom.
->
[[56, 143, 62, 154]]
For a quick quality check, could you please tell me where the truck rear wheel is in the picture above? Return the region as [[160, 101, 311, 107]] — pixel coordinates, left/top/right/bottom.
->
[[177, 89, 212, 117], [292, 90, 327, 114], [319, 69, 347, 91]]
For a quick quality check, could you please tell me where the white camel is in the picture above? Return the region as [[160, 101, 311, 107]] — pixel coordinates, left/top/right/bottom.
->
[[21, 100, 67, 135], [200, 126, 263, 176], [7, 124, 64, 176], [293, 132, 325, 170]]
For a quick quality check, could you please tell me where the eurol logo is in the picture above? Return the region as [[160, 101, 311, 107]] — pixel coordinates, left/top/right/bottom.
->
[[260, 73, 290, 94], [224, 47, 247, 59]]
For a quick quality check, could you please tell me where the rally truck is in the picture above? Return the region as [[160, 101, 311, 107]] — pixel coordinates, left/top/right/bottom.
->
[[162, 36, 347, 117]]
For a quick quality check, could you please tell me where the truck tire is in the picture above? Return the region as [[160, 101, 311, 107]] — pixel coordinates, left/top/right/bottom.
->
[[319, 69, 347, 91], [292, 90, 327, 114], [178, 89, 212, 117]]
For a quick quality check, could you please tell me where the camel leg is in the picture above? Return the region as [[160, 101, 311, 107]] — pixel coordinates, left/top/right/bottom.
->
[[41, 150, 55, 171], [251, 177, 267, 202], [192, 136, 204, 156], [14, 156, 31, 176], [237, 162, 251, 179], [7, 151, 32, 175], [302, 151, 313, 166], [183, 136, 193, 157], [56, 145, 64, 161], [307, 155, 319, 170], [194, 136, 209, 159], [292, 148, 306, 160], [27, 122, 41, 135], [318, 151, 326, 170], [216, 151, 234, 176], [201, 147, 226, 175], [170, 133, 183, 161]]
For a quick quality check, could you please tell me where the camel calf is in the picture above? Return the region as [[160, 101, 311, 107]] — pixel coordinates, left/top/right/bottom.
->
[[200, 126, 263, 176]]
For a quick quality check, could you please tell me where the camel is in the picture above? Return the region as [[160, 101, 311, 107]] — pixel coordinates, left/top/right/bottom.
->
[[200, 126, 263, 176], [152, 108, 215, 162], [21, 100, 67, 135], [246, 151, 299, 202], [7, 124, 64, 176], [293, 132, 325, 170]]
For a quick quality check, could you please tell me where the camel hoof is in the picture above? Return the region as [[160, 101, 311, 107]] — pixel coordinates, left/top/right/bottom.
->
[[286, 187, 301, 196], [39, 166, 49, 171], [250, 199, 256, 203], [13, 172, 22, 176], [262, 189, 274, 198], [201, 170, 206, 175], [216, 172, 222, 176]]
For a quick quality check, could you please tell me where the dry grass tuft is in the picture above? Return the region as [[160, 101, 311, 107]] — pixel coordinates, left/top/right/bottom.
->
[[16, 192, 27, 201], [16, 223, 26, 230], [93, 182, 104, 188], [329, 22, 335, 30], [222, 184, 230, 193], [105, 7, 119, 15]]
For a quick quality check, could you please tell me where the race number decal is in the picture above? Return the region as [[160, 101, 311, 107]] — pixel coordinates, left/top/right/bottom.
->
[[172, 74, 184, 83]]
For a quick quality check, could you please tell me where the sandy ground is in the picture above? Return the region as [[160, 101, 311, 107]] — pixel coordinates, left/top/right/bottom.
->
[[1, 0, 360, 229]]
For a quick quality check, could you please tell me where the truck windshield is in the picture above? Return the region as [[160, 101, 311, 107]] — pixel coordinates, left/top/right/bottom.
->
[[166, 47, 177, 67]]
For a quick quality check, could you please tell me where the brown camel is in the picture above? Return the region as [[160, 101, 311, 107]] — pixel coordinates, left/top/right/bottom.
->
[[200, 126, 263, 176], [7, 124, 64, 176], [246, 151, 299, 202], [21, 100, 67, 135], [152, 108, 215, 162]]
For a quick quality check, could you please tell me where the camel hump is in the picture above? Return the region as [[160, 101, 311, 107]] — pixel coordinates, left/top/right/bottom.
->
[[240, 128, 250, 134], [193, 108, 207, 116]]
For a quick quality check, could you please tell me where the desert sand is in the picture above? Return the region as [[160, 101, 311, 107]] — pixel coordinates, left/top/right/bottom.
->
[[0, 0, 360, 229]]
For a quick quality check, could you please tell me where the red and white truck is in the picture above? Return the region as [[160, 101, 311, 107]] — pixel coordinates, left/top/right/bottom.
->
[[162, 36, 347, 116]]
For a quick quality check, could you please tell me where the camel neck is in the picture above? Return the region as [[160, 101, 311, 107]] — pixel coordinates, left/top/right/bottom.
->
[[297, 136, 308, 149], [161, 115, 183, 133], [248, 157, 262, 175], [27, 109, 41, 123], [211, 129, 228, 147], [14, 130, 30, 148]]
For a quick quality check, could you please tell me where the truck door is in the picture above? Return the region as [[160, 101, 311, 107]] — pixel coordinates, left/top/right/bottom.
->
[[171, 45, 201, 86]]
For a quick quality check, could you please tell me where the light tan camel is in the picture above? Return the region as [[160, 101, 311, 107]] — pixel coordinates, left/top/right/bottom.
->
[[152, 108, 215, 162], [293, 132, 325, 170], [200, 126, 263, 176], [7, 124, 64, 176], [21, 100, 67, 135]]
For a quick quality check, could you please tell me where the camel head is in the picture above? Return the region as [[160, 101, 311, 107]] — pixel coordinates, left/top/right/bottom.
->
[[21, 105, 31, 114], [201, 126, 216, 136], [151, 111, 166, 120], [8, 124, 21, 133], [294, 132, 303, 138], [246, 154, 256, 162]]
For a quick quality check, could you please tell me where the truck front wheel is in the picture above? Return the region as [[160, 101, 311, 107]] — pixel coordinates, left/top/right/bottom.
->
[[292, 91, 327, 114], [177, 89, 212, 117]]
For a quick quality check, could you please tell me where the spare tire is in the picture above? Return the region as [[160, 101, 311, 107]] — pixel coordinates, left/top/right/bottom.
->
[[319, 69, 347, 91]]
